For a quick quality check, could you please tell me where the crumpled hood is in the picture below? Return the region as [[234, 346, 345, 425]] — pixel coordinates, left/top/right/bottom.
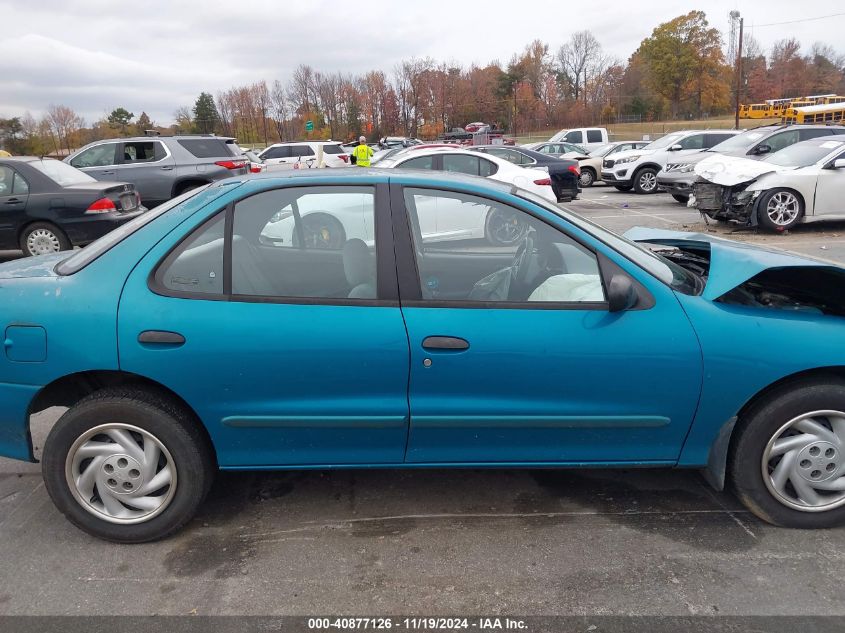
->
[[693, 154, 790, 186], [0, 252, 66, 279], [623, 226, 838, 300]]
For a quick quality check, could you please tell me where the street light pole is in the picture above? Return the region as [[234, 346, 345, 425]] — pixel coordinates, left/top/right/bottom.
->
[[734, 16, 744, 129]]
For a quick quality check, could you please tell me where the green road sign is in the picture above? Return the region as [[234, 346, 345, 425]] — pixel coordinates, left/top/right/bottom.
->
[[305, 120, 314, 132]]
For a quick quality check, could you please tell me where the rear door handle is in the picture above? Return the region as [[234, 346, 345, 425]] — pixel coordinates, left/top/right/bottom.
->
[[160, 166, 174, 170], [138, 330, 185, 346], [422, 336, 469, 351], [3, 198, 22, 205]]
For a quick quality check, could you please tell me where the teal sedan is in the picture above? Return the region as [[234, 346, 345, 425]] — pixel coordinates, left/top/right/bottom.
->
[[1, 170, 845, 542]]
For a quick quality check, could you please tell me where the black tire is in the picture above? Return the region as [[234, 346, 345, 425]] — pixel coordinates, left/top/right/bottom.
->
[[19, 222, 71, 257], [757, 188, 804, 232], [613, 184, 633, 192], [632, 167, 659, 194], [729, 377, 845, 528], [42, 387, 214, 543], [672, 194, 690, 204], [578, 168, 596, 187], [173, 181, 206, 197]]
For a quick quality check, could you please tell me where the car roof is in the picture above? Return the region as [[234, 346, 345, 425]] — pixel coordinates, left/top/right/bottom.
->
[[265, 141, 342, 147]]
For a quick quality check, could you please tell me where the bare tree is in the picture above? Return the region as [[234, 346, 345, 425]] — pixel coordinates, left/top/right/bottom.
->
[[557, 31, 605, 103], [45, 104, 84, 154]]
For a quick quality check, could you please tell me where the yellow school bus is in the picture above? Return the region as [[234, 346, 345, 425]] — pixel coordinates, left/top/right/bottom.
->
[[782, 103, 845, 124]]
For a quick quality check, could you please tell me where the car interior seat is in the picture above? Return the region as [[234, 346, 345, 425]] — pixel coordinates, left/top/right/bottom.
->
[[343, 238, 376, 299]]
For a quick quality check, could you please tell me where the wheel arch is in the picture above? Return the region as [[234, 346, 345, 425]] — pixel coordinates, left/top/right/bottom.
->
[[703, 366, 845, 490], [27, 369, 216, 466], [171, 178, 211, 199]]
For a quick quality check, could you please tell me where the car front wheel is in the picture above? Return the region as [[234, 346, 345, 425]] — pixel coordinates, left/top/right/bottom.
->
[[633, 168, 658, 194], [42, 388, 213, 542], [758, 188, 804, 231], [730, 378, 845, 528], [613, 184, 632, 192], [578, 168, 595, 187], [672, 194, 689, 204]]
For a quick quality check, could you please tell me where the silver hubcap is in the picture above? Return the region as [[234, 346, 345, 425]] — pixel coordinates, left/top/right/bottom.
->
[[638, 171, 657, 192], [26, 228, 61, 255], [762, 410, 845, 512], [579, 171, 593, 186], [766, 191, 800, 226], [65, 423, 178, 524]]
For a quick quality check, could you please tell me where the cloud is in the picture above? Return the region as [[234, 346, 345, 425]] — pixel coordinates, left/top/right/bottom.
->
[[1, 0, 843, 124]]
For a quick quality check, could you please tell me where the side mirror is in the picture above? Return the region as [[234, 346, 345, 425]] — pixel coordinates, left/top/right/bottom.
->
[[669, 144, 683, 151], [607, 274, 638, 313], [834, 159, 845, 169], [754, 144, 771, 155]]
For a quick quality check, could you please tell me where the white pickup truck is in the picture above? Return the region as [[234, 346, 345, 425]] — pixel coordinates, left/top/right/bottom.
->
[[548, 127, 609, 151]]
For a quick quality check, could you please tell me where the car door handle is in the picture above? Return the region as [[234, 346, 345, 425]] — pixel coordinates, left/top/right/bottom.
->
[[101, 170, 116, 175], [3, 198, 22, 205], [422, 336, 470, 351], [138, 330, 185, 346], [160, 166, 174, 170]]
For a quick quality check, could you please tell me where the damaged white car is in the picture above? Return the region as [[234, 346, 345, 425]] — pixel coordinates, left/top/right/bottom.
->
[[691, 138, 845, 231]]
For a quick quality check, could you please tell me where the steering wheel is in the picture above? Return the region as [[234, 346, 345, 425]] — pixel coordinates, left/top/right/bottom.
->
[[510, 234, 536, 288]]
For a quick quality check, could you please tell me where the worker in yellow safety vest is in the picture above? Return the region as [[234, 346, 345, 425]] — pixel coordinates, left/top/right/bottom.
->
[[352, 136, 373, 167]]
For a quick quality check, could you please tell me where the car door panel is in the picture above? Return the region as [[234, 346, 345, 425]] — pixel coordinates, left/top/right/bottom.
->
[[0, 166, 28, 247], [812, 154, 845, 216], [392, 184, 703, 464], [117, 183, 411, 467]]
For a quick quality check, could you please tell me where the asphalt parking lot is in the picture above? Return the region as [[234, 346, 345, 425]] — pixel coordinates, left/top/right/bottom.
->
[[2, 185, 845, 617]]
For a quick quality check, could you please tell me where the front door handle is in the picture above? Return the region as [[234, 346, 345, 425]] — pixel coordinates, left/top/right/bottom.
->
[[138, 330, 185, 346], [422, 336, 469, 351], [3, 198, 22, 205], [160, 166, 174, 170]]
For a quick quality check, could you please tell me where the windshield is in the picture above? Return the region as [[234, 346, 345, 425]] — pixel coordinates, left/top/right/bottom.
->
[[56, 185, 211, 275], [589, 143, 614, 157], [643, 133, 685, 151], [763, 140, 844, 167], [707, 129, 766, 152], [30, 159, 96, 186], [515, 189, 701, 295]]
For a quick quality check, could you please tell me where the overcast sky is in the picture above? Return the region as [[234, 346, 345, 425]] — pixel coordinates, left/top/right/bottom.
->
[[1, 0, 842, 124]]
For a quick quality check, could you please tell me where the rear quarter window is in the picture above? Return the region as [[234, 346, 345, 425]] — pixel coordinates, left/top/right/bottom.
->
[[322, 144, 343, 154], [177, 139, 234, 158]]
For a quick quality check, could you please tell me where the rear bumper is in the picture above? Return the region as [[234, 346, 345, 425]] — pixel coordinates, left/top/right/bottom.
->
[[59, 208, 148, 246]]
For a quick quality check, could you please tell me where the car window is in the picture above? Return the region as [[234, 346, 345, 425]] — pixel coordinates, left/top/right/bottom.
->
[[586, 130, 603, 143], [261, 146, 290, 159], [121, 141, 159, 164], [236, 186, 377, 298], [158, 214, 225, 296], [30, 159, 97, 186], [177, 139, 232, 158], [800, 128, 839, 141], [70, 143, 118, 168], [478, 158, 497, 177], [403, 187, 605, 304], [705, 133, 735, 147], [290, 146, 315, 157], [12, 170, 29, 195], [443, 154, 481, 176], [564, 131, 583, 144], [322, 144, 343, 154], [0, 166, 13, 196], [762, 130, 799, 153], [679, 135, 705, 150], [400, 156, 435, 170]]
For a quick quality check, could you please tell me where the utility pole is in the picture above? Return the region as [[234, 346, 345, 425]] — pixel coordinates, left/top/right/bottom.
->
[[734, 15, 744, 129]]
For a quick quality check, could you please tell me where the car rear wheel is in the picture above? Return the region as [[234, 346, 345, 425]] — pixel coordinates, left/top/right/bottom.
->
[[20, 222, 71, 257], [578, 168, 595, 187], [633, 168, 658, 194], [729, 378, 845, 528], [42, 388, 213, 542], [613, 184, 632, 192], [758, 188, 804, 232], [672, 194, 690, 204]]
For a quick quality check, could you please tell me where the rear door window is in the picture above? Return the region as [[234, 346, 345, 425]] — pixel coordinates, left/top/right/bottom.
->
[[564, 131, 583, 144], [800, 128, 840, 141], [586, 130, 603, 143], [121, 141, 159, 164], [400, 156, 436, 170], [442, 154, 481, 175], [262, 146, 290, 160], [290, 146, 315, 157], [177, 139, 233, 158], [679, 135, 705, 150]]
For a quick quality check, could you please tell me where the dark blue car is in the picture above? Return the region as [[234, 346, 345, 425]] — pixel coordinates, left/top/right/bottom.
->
[[1, 170, 845, 542]]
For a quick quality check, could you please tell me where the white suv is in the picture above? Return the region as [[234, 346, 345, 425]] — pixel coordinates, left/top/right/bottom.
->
[[601, 130, 739, 194], [258, 141, 349, 169]]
